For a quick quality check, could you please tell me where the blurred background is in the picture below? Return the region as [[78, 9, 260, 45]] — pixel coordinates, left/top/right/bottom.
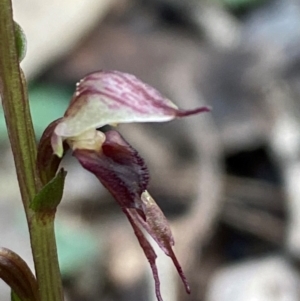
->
[[1, 0, 300, 300]]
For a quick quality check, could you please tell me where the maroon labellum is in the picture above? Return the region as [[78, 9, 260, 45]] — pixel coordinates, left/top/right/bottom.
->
[[74, 131, 190, 300], [73, 130, 149, 218]]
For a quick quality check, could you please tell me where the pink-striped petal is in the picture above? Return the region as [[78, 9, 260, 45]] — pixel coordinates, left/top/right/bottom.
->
[[54, 70, 210, 139]]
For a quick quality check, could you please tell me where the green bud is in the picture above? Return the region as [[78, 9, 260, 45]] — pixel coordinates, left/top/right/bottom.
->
[[14, 22, 27, 62]]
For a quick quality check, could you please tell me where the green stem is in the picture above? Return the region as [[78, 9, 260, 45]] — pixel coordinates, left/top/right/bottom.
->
[[30, 215, 63, 301], [0, 1, 63, 300]]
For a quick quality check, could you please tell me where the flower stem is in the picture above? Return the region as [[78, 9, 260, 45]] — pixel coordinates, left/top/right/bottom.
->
[[0, 1, 63, 300], [29, 215, 63, 301]]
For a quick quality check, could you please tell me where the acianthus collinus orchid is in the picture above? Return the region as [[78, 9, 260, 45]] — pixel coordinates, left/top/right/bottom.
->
[[38, 70, 210, 301]]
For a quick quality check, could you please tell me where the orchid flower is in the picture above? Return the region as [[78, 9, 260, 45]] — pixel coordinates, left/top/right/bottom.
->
[[37, 70, 210, 301]]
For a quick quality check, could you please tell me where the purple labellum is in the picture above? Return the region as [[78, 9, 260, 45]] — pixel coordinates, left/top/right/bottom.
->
[[73, 131, 190, 300], [73, 130, 149, 217]]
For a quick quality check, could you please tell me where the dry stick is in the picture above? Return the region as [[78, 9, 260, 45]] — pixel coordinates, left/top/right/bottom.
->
[[223, 176, 285, 244], [222, 201, 285, 244], [225, 176, 284, 212]]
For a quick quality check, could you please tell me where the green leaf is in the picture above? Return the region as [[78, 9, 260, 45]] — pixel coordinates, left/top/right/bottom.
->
[[14, 22, 26, 62], [30, 169, 67, 212]]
